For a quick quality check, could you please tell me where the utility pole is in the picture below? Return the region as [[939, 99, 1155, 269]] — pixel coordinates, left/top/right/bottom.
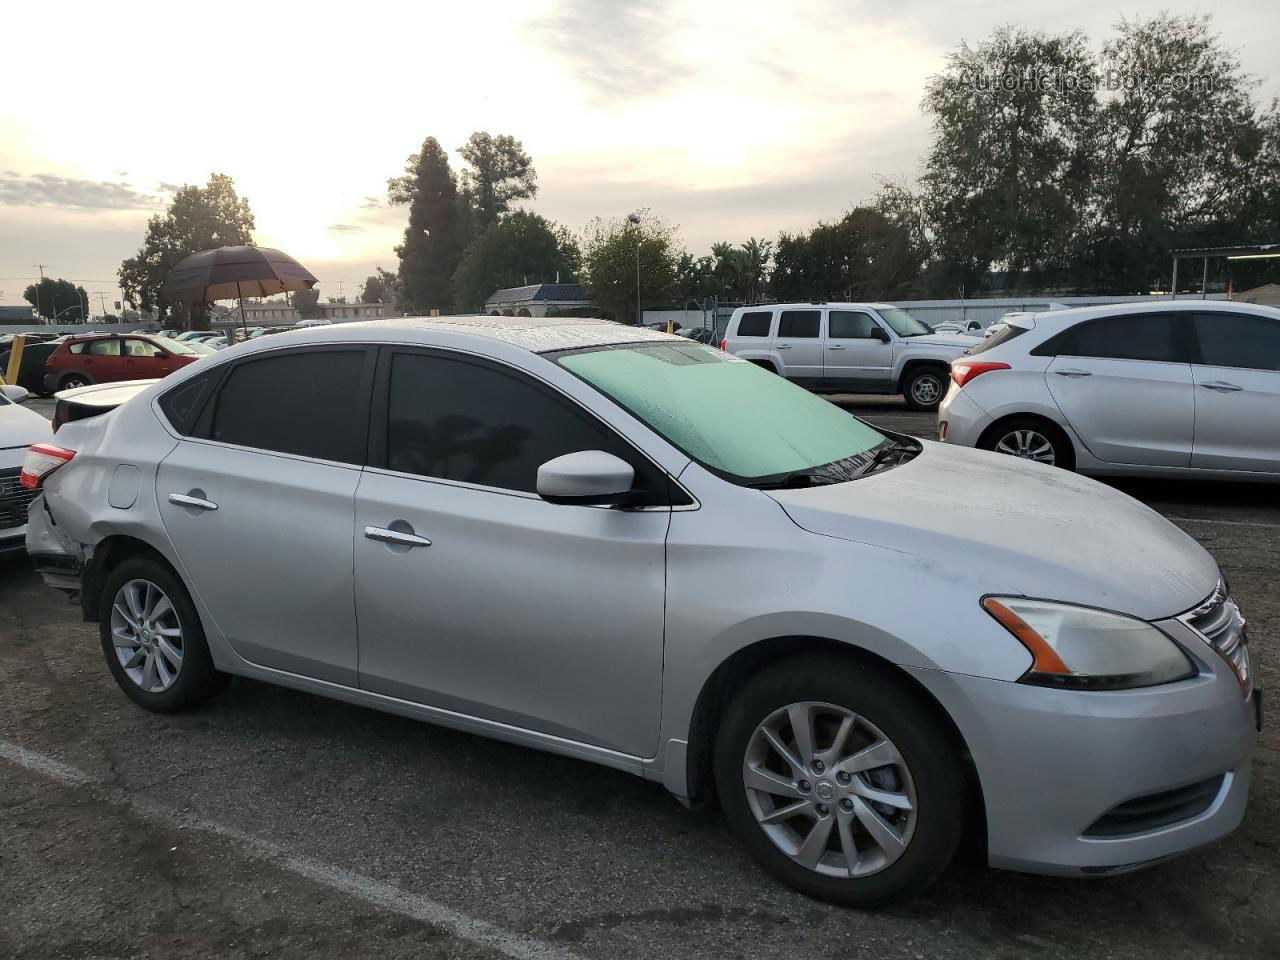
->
[[33, 264, 49, 323]]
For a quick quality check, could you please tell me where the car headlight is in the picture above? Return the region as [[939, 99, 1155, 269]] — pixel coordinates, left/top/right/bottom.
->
[[982, 597, 1196, 690]]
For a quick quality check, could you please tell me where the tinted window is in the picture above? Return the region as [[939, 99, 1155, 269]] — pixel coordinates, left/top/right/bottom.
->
[[387, 353, 643, 494], [159, 370, 216, 435], [968, 324, 1028, 356], [737, 311, 772, 337], [778, 310, 820, 338], [87, 339, 120, 356], [1193, 312, 1280, 371], [1059, 314, 1181, 362], [210, 350, 367, 463], [828, 311, 879, 339]]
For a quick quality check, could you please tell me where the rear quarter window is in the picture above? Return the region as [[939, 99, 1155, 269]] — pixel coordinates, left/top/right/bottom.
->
[[735, 311, 773, 337], [968, 324, 1028, 356]]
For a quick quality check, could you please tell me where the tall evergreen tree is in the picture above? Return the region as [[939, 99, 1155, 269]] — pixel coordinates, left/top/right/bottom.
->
[[390, 138, 464, 314], [458, 132, 538, 232]]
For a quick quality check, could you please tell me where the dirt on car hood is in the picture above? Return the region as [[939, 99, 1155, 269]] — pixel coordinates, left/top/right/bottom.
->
[[767, 441, 1218, 621]]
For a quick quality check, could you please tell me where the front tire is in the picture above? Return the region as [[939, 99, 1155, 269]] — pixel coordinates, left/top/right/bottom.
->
[[99, 556, 228, 713], [902, 368, 947, 411], [715, 657, 966, 908]]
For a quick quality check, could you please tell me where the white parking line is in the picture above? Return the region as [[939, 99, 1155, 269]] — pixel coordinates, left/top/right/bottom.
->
[[0, 738, 585, 960], [1165, 516, 1280, 531]]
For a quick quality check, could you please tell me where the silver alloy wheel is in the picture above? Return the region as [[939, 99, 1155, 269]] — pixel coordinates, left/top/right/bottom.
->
[[110, 579, 184, 693], [993, 428, 1056, 464], [743, 701, 917, 878], [63, 376, 89, 389], [910, 374, 942, 405]]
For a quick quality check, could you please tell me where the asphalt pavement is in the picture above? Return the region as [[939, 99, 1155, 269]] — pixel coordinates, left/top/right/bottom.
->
[[2, 397, 1276, 960]]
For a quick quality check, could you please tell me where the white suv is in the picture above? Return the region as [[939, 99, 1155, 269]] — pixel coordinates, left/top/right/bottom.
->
[[940, 300, 1280, 478], [722, 303, 978, 410]]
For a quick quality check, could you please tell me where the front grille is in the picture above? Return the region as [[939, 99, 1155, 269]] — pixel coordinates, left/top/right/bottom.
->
[[0, 467, 36, 531], [1083, 775, 1225, 838], [1183, 582, 1252, 696]]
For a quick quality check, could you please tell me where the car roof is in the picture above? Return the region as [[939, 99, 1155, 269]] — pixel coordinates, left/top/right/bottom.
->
[[1025, 299, 1279, 331], [734, 302, 897, 312], [235, 315, 681, 355]]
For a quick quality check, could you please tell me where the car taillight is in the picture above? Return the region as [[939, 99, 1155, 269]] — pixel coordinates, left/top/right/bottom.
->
[[719, 339, 727, 351], [951, 361, 1010, 388], [19, 443, 76, 490]]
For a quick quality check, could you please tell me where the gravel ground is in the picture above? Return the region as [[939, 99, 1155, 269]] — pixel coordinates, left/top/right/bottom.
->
[[2, 396, 1276, 960]]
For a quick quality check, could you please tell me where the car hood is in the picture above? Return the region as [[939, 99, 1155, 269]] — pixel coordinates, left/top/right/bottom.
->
[[909, 333, 981, 349], [0, 403, 52, 451], [768, 442, 1217, 621]]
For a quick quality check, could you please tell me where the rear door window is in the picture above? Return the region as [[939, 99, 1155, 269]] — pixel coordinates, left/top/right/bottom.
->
[[207, 349, 371, 464], [1056, 313, 1184, 362], [87, 339, 121, 356], [1192, 312, 1280, 371], [777, 310, 821, 338], [736, 311, 773, 337]]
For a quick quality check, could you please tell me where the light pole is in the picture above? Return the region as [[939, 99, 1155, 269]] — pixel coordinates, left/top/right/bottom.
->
[[627, 211, 642, 326]]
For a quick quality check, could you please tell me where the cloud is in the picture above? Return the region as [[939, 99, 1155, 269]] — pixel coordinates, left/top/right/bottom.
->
[[359, 195, 383, 209], [327, 223, 364, 233], [0, 173, 170, 210], [158, 182, 181, 193], [535, 0, 681, 103]]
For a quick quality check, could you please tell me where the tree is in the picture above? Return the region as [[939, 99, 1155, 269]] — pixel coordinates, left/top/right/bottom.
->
[[579, 212, 680, 324], [1083, 14, 1275, 292], [919, 27, 1101, 293], [452, 211, 580, 311], [770, 208, 925, 302], [24, 278, 89, 322], [118, 173, 255, 328], [293, 288, 324, 319], [390, 137, 465, 314], [361, 267, 399, 304], [458, 132, 538, 231]]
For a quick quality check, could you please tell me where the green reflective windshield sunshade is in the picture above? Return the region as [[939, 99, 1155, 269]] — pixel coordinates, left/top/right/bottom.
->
[[559, 343, 885, 480]]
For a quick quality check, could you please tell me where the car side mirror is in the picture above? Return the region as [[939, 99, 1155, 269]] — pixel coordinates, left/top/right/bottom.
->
[[1, 384, 29, 403], [537, 450, 636, 506], [868, 327, 890, 342]]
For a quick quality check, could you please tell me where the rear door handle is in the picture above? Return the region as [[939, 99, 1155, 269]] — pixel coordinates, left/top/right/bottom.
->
[[826, 344, 846, 350], [775, 344, 792, 350], [364, 525, 432, 548], [1201, 381, 1243, 392], [1054, 369, 1093, 378], [168, 493, 218, 511]]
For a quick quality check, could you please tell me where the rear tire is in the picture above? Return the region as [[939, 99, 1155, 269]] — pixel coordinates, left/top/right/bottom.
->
[[99, 556, 229, 713], [902, 368, 947, 411], [59, 373, 91, 390], [714, 656, 966, 908], [979, 416, 1074, 470]]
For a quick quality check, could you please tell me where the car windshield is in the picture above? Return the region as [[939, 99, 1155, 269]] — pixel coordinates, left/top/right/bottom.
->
[[153, 337, 199, 355], [878, 307, 932, 337], [555, 341, 898, 485]]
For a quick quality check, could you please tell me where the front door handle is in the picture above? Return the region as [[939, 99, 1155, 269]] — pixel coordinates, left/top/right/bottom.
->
[[1201, 381, 1243, 392], [1054, 369, 1093, 378], [364, 525, 432, 548], [168, 493, 218, 511], [775, 344, 792, 350], [826, 344, 846, 350]]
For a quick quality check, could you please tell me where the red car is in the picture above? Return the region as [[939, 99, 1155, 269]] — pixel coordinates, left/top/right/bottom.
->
[[43, 334, 202, 392]]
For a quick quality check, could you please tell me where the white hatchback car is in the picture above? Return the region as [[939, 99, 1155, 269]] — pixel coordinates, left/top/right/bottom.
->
[[940, 301, 1280, 479]]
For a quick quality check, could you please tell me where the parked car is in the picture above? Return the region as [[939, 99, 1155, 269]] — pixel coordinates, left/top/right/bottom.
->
[[941, 301, 1280, 478], [0, 384, 52, 552], [182, 340, 219, 356], [43, 334, 202, 392], [929, 320, 985, 336], [175, 330, 220, 342], [722, 303, 979, 410], [0, 338, 65, 395], [23, 317, 1257, 906]]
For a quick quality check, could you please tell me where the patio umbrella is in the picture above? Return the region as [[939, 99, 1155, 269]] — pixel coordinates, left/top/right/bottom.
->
[[162, 245, 318, 337]]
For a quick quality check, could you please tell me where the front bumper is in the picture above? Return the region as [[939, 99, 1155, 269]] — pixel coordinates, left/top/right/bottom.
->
[[907, 625, 1255, 876]]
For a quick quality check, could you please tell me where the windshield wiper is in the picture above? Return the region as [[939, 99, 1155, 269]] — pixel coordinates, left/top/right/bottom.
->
[[745, 471, 817, 490]]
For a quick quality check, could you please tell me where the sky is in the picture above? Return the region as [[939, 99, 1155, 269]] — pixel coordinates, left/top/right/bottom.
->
[[1, 0, 1276, 310]]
